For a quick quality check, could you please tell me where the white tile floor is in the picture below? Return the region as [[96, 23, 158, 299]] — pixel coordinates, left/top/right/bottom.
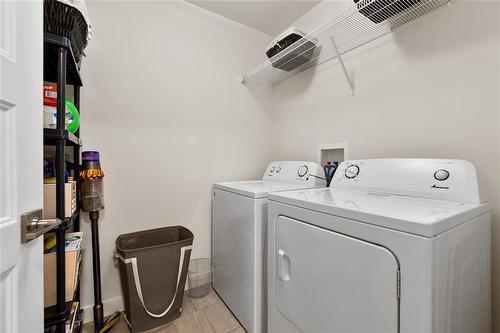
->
[[83, 289, 246, 333]]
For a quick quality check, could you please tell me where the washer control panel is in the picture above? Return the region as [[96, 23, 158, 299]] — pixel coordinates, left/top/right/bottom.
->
[[344, 164, 360, 179], [297, 165, 309, 177], [331, 159, 481, 203], [434, 169, 450, 181], [263, 161, 326, 187]]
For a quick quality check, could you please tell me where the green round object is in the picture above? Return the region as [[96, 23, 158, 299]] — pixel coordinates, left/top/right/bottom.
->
[[65, 98, 80, 133]]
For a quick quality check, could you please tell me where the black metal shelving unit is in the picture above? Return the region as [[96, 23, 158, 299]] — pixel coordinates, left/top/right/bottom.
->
[[43, 32, 83, 333]]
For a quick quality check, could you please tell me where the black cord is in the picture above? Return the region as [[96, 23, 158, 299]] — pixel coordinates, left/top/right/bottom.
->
[[308, 174, 326, 180]]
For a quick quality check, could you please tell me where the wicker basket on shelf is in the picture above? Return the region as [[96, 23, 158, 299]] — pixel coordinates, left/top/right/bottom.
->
[[44, 0, 89, 63]]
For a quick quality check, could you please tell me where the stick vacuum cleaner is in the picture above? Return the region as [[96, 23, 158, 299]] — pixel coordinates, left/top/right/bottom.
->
[[80, 151, 119, 332]]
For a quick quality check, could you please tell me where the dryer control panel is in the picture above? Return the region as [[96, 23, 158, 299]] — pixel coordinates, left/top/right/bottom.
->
[[331, 159, 482, 204], [263, 161, 326, 187]]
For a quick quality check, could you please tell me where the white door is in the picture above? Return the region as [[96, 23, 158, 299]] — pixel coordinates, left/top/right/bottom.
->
[[275, 216, 400, 333], [1, 1, 44, 332]]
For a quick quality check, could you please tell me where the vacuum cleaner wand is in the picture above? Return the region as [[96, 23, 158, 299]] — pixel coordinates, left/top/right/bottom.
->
[[80, 151, 105, 332], [89, 210, 103, 331]]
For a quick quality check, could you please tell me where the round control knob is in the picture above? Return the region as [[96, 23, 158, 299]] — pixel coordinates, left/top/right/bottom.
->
[[276, 166, 281, 173], [270, 166, 275, 173], [297, 165, 308, 177], [345, 165, 360, 179], [434, 169, 449, 181]]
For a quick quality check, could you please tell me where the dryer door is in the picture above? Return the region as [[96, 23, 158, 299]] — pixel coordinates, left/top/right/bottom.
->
[[275, 216, 400, 333]]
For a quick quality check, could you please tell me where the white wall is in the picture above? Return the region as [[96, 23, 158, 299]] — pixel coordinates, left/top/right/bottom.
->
[[271, 1, 500, 331], [79, 0, 273, 319]]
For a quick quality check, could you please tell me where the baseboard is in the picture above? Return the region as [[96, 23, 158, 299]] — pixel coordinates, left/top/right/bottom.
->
[[82, 296, 124, 324]]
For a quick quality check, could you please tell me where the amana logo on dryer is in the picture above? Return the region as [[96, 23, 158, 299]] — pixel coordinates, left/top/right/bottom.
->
[[431, 184, 450, 190]]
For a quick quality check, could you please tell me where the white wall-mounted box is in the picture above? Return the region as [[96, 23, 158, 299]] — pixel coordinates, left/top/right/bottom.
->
[[318, 143, 349, 166]]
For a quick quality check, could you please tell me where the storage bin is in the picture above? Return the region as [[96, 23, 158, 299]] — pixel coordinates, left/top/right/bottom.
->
[[354, 0, 421, 24], [188, 258, 211, 298], [43, 181, 77, 218], [116, 226, 193, 333], [266, 27, 317, 72], [44, 0, 89, 62]]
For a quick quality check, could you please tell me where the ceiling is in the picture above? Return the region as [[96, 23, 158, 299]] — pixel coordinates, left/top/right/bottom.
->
[[186, 0, 320, 36]]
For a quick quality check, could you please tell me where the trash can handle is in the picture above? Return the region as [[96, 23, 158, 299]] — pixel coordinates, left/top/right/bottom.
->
[[115, 245, 192, 318]]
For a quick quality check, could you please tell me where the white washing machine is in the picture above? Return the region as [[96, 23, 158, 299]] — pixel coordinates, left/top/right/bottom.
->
[[212, 161, 326, 333], [267, 159, 491, 333]]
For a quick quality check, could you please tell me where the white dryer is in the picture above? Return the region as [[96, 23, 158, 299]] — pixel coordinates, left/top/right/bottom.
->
[[267, 159, 491, 333], [213, 161, 326, 333]]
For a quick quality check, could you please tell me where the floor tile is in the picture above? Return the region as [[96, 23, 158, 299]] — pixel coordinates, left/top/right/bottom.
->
[[82, 314, 129, 333], [158, 312, 203, 333], [188, 289, 220, 310], [84, 289, 236, 333], [110, 316, 129, 333], [181, 293, 196, 317], [155, 323, 176, 333], [196, 302, 240, 333], [230, 328, 246, 333], [82, 322, 93, 333]]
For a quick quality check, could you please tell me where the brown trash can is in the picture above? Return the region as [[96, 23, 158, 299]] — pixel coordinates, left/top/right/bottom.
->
[[115, 226, 193, 333]]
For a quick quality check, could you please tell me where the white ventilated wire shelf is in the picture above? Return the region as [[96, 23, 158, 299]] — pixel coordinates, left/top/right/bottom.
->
[[242, 0, 451, 86]]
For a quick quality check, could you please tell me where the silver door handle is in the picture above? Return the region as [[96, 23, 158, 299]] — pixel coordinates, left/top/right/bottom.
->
[[21, 209, 62, 243], [278, 249, 290, 282]]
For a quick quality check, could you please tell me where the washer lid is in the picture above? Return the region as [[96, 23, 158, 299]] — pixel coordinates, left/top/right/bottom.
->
[[214, 180, 309, 199], [268, 188, 490, 237]]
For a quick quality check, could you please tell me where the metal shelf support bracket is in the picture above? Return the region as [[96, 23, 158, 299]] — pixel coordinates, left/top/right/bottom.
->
[[329, 35, 355, 95]]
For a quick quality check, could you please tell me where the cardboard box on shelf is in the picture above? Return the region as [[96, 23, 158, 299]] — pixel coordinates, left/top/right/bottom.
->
[[44, 232, 83, 307], [43, 181, 77, 218]]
